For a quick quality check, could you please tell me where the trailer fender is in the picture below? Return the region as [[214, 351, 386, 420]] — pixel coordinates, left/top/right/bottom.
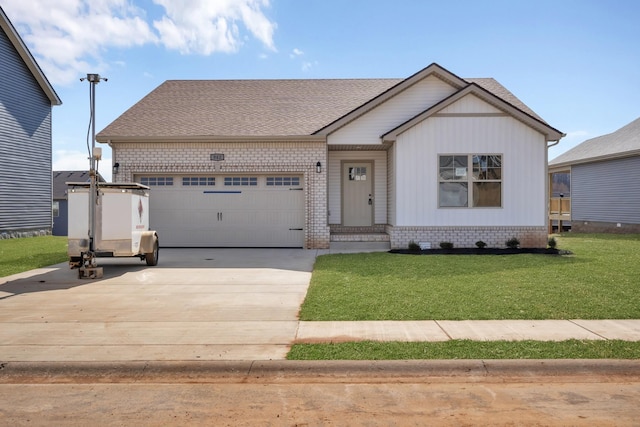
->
[[140, 231, 158, 254]]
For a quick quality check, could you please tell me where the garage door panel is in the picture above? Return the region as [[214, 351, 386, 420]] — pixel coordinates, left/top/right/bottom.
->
[[141, 175, 304, 247]]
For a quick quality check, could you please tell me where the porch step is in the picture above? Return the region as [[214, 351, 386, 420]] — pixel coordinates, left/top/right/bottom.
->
[[329, 233, 391, 252]]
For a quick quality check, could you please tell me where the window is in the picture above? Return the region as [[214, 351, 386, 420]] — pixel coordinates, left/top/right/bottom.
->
[[182, 177, 215, 186], [266, 176, 300, 186], [348, 167, 367, 181], [439, 154, 502, 208], [224, 177, 257, 186], [139, 176, 173, 186], [52, 201, 59, 218]]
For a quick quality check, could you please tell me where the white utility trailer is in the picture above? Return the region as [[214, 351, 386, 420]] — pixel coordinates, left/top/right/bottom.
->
[[67, 182, 159, 278]]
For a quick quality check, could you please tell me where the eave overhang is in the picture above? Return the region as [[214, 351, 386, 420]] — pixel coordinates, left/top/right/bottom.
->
[[97, 134, 327, 144]]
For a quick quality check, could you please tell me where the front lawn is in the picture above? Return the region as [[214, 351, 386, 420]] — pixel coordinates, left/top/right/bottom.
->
[[299, 234, 640, 320], [288, 339, 640, 360], [0, 236, 68, 278]]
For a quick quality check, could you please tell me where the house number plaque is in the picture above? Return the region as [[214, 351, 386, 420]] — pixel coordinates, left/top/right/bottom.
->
[[210, 153, 225, 161]]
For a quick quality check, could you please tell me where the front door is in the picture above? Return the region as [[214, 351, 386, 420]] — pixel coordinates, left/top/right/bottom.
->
[[343, 162, 373, 226]]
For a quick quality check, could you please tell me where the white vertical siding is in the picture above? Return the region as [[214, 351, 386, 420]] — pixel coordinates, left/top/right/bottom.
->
[[394, 115, 547, 227], [387, 144, 396, 225], [328, 151, 387, 224], [327, 75, 458, 146], [438, 94, 503, 114]]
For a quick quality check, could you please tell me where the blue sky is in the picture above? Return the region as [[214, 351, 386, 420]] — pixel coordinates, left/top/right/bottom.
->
[[4, 0, 639, 181]]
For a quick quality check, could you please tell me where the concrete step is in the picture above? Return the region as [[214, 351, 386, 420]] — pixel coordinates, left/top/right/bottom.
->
[[330, 233, 390, 242], [329, 241, 391, 252]]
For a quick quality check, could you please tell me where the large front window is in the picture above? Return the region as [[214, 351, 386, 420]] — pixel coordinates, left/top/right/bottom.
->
[[439, 154, 502, 208]]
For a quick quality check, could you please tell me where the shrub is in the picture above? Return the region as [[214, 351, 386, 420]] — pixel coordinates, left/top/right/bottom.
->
[[439, 241, 454, 249], [408, 240, 421, 252], [475, 240, 487, 249], [505, 237, 520, 249], [548, 237, 557, 249]]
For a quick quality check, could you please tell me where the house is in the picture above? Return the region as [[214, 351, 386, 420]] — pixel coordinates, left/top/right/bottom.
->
[[0, 6, 62, 238], [97, 63, 563, 249], [549, 116, 640, 233], [52, 171, 105, 236]]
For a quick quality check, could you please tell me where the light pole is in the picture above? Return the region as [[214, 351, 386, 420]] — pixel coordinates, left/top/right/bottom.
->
[[80, 73, 107, 266]]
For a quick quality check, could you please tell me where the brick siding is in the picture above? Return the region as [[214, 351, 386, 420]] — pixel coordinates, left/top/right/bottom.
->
[[111, 141, 330, 249], [386, 225, 548, 249]]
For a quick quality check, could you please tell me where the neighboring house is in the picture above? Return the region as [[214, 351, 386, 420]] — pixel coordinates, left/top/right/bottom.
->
[[52, 171, 105, 236], [0, 6, 62, 238], [97, 63, 563, 249], [549, 116, 640, 233]]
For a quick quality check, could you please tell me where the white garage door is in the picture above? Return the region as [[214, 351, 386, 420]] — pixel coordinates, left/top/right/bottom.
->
[[137, 175, 305, 247]]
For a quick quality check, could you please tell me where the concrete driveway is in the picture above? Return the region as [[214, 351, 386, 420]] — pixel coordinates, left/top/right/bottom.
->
[[0, 249, 317, 362]]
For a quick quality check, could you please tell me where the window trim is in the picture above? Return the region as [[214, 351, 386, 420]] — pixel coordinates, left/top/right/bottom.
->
[[438, 153, 503, 208]]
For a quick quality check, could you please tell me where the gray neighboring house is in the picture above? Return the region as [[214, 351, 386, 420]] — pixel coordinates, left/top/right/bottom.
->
[[0, 6, 62, 238], [52, 171, 105, 236], [549, 116, 640, 233]]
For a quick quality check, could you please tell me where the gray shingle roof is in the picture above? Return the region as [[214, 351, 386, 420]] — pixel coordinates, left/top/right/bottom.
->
[[97, 74, 544, 141], [550, 116, 640, 167], [53, 171, 105, 199]]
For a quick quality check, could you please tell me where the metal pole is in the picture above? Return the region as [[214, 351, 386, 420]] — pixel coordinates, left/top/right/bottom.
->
[[89, 76, 96, 252], [81, 73, 106, 268]]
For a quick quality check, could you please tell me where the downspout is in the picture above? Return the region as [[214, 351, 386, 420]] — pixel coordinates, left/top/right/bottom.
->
[[546, 135, 566, 233]]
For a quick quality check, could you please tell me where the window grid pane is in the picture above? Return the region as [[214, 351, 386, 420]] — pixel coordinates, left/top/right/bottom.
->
[[182, 177, 215, 186], [140, 177, 173, 186], [439, 155, 467, 181], [224, 177, 258, 186], [266, 177, 300, 186]]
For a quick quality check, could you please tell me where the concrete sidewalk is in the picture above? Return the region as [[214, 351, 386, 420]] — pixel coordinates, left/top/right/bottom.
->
[[296, 319, 640, 343]]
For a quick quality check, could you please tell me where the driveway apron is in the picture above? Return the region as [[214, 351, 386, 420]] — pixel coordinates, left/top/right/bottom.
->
[[0, 249, 316, 362]]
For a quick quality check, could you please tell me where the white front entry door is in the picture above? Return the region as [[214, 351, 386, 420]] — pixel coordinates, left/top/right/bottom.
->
[[342, 162, 373, 226]]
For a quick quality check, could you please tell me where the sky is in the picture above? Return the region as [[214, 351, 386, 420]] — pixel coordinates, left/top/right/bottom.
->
[[3, 0, 640, 181]]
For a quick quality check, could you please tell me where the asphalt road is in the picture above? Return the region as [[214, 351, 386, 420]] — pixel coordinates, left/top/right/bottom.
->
[[1, 360, 639, 426]]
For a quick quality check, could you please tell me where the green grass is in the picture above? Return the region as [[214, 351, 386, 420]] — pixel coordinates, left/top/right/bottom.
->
[[0, 236, 68, 277], [288, 340, 640, 360], [293, 234, 640, 360], [300, 234, 640, 320]]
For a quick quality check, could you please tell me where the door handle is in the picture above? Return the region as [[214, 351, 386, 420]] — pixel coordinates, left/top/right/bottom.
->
[[368, 194, 373, 205]]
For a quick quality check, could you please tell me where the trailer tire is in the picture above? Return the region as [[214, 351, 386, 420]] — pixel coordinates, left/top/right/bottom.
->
[[145, 239, 159, 266]]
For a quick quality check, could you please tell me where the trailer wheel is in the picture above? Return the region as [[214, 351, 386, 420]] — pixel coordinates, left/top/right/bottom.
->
[[145, 239, 159, 266]]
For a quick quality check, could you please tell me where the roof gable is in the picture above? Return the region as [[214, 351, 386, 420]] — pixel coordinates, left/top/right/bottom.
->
[[382, 83, 564, 142], [550, 116, 640, 167], [315, 63, 467, 136], [0, 6, 61, 106]]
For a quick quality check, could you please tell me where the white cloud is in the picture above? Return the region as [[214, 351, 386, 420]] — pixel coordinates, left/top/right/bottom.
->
[[290, 48, 304, 58], [2, 0, 156, 85], [152, 0, 276, 55], [302, 61, 318, 72], [53, 149, 113, 181], [2, 0, 277, 85]]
